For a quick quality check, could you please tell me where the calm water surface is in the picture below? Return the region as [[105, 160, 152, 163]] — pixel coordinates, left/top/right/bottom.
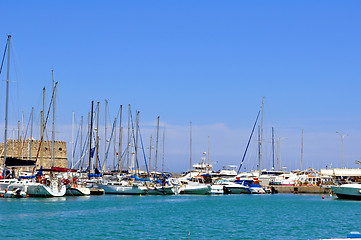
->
[[0, 194, 360, 239]]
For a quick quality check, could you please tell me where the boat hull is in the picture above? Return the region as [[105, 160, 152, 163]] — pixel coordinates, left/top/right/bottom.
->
[[98, 184, 146, 195], [223, 185, 250, 194], [26, 183, 66, 197], [180, 185, 210, 195], [331, 184, 361, 200], [210, 185, 224, 194], [66, 186, 91, 196]]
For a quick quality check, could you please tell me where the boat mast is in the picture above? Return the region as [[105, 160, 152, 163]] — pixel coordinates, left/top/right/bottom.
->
[[162, 126, 165, 174], [301, 129, 304, 171], [71, 111, 74, 168], [272, 127, 275, 170], [113, 117, 117, 169], [259, 96, 265, 177], [21, 111, 24, 159], [80, 115, 83, 165], [29, 107, 34, 161], [88, 101, 94, 177], [96, 101, 100, 171], [3, 35, 11, 170], [190, 121, 192, 174], [127, 104, 131, 171], [208, 136, 210, 169], [118, 105, 122, 172], [40, 87, 45, 168], [149, 134, 152, 176], [155, 116, 160, 176], [135, 111, 140, 174], [104, 99, 108, 166], [51, 80, 58, 168]]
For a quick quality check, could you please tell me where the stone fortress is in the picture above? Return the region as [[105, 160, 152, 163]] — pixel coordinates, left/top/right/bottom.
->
[[0, 139, 68, 169]]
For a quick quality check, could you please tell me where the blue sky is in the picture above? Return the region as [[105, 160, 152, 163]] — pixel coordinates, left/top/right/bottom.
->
[[1, 1, 361, 172]]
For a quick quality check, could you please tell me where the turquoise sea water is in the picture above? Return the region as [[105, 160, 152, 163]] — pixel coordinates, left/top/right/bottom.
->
[[0, 194, 360, 240]]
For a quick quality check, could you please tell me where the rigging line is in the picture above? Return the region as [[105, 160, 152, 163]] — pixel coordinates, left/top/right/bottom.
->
[[20, 110, 33, 155], [237, 109, 261, 174], [138, 126, 150, 178], [72, 119, 81, 159], [76, 133, 89, 169], [0, 41, 7, 76], [101, 117, 117, 171], [101, 107, 120, 170], [113, 141, 131, 171], [32, 82, 57, 172], [129, 109, 140, 173], [101, 106, 119, 168]]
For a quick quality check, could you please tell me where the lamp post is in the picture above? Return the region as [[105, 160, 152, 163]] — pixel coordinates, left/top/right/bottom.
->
[[336, 131, 348, 169]]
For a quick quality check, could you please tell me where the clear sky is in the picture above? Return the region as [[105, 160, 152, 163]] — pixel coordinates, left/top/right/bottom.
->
[[1, 1, 361, 173]]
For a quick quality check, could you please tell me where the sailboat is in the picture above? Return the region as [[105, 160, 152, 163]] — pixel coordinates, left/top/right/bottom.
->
[[24, 72, 66, 197]]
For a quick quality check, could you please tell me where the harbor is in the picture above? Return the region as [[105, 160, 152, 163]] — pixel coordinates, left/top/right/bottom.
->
[[2, 1, 361, 239]]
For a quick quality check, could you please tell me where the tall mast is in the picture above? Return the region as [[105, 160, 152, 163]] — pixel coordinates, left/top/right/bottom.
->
[[259, 96, 265, 177], [155, 116, 160, 176], [272, 127, 275, 170], [3, 35, 11, 170], [80, 115, 83, 164], [301, 129, 304, 171], [21, 111, 24, 159], [118, 105, 123, 172], [51, 70, 55, 167], [104, 99, 108, 165], [127, 104, 131, 171], [88, 101, 94, 177], [40, 87, 45, 168], [113, 117, 117, 169], [162, 126, 165, 174], [258, 125, 261, 171], [96, 101, 100, 170], [51, 80, 58, 168], [135, 111, 140, 174], [149, 134, 152, 176], [208, 136, 210, 167], [71, 111, 75, 168], [29, 107, 34, 161], [190, 121, 192, 173], [17, 120, 20, 157], [277, 138, 280, 171]]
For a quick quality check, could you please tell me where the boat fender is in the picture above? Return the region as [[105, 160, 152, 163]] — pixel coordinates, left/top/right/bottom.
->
[[40, 177, 46, 185], [5, 188, 7, 193]]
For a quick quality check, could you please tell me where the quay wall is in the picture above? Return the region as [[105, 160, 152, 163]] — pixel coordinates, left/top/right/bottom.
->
[[271, 185, 331, 194]]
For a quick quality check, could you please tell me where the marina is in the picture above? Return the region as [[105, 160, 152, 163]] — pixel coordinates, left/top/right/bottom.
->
[[1, 1, 361, 239]]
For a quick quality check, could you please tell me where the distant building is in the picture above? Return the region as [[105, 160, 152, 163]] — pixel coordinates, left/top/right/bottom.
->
[[0, 139, 68, 169]]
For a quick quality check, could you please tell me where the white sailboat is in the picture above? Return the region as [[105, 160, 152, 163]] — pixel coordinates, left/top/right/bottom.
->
[[25, 180, 66, 197]]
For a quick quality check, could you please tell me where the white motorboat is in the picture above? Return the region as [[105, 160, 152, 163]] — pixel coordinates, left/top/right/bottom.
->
[[0, 178, 20, 191], [331, 183, 361, 200], [220, 180, 250, 194], [179, 177, 210, 195], [97, 180, 146, 195], [212, 165, 238, 179], [1, 182, 28, 198], [210, 184, 224, 194]]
